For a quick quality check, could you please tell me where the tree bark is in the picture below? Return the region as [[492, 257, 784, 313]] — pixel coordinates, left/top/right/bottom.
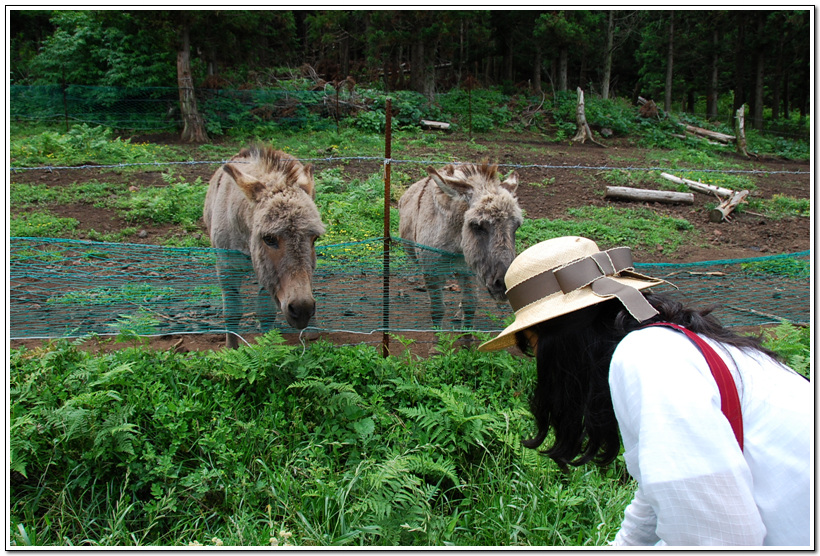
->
[[177, 22, 208, 144]]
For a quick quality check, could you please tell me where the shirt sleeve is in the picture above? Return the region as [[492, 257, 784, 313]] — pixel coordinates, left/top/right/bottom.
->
[[608, 327, 766, 546]]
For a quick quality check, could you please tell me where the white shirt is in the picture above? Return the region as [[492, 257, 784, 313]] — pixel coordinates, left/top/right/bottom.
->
[[608, 326, 812, 547]]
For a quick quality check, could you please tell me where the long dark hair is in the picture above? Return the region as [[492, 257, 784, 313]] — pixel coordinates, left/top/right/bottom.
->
[[514, 292, 781, 469]]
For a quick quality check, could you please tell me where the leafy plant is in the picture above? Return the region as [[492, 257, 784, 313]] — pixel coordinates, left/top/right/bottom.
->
[[758, 321, 810, 378]]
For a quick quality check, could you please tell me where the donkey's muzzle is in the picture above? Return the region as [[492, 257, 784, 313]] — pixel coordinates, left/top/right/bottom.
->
[[285, 298, 316, 329]]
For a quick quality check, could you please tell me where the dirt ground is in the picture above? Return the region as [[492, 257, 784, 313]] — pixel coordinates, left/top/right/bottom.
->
[[10, 131, 811, 355]]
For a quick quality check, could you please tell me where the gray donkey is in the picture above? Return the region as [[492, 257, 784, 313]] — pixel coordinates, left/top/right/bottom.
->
[[398, 162, 522, 329], [203, 146, 325, 348]]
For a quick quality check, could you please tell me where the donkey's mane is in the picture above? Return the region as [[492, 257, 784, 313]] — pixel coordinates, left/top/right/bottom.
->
[[441, 161, 499, 180], [234, 146, 305, 184]]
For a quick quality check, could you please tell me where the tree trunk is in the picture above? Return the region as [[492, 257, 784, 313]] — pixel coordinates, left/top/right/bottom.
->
[[707, 27, 719, 120], [733, 12, 747, 111], [753, 16, 765, 130], [558, 46, 568, 91], [601, 10, 614, 100], [410, 38, 424, 93], [664, 11, 674, 114], [177, 22, 208, 144], [533, 43, 542, 95]]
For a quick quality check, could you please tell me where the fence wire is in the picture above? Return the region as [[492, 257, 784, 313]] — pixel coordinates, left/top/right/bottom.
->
[[9, 237, 810, 342]]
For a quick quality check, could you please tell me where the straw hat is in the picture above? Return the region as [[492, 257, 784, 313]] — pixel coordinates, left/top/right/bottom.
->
[[479, 236, 665, 352]]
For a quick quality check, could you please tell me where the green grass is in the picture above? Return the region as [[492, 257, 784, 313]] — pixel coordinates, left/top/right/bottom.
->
[[517, 206, 696, 254], [744, 194, 811, 220], [10, 211, 80, 237]]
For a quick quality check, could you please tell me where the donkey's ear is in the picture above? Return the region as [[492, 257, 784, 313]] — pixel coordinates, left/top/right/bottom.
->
[[427, 166, 472, 200], [223, 164, 265, 202], [500, 171, 519, 196], [300, 164, 316, 199]]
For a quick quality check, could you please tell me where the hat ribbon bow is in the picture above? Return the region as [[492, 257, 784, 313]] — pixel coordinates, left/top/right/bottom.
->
[[506, 247, 659, 322]]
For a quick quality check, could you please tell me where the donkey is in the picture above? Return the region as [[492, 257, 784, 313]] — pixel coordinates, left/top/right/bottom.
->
[[398, 162, 522, 329], [203, 146, 326, 348]]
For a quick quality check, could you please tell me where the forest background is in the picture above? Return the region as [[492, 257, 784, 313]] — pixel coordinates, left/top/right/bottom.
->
[[8, 9, 812, 141]]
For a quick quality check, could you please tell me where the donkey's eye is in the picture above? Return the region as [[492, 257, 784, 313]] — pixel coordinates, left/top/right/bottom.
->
[[263, 235, 280, 249]]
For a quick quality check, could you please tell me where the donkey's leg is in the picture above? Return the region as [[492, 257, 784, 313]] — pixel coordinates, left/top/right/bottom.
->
[[216, 252, 248, 349], [456, 271, 477, 331], [423, 271, 446, 329], [256, 286, 278, 331]]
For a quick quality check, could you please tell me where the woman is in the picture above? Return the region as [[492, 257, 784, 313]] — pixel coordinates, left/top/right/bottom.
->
[[479, 236, 811, 547]]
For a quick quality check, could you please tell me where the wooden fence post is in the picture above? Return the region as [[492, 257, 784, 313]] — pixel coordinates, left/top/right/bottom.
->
[[382, 98, 392, 358]]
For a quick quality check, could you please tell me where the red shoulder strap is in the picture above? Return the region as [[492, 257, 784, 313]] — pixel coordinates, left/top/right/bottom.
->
[[645, 322, 744, 451]]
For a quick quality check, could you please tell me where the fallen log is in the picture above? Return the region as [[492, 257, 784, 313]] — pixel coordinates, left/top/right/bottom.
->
[[659, 172, 735, 198], [605, 186, 694, 205], [681, 123, 735, 144], [421, 119, 451, 131], [710, 189, 749, 222]]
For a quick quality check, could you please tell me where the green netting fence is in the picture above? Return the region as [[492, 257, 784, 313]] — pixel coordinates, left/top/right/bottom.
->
[[9, 236, 810, 342], [9, 85, 364, 133]]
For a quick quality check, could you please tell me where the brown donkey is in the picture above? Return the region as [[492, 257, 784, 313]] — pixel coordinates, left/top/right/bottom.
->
[[203, 146, 325, 348], [398, 162, 522, 329]]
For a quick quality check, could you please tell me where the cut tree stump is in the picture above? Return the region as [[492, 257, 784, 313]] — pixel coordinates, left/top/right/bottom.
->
[[735, 105, 753, 157], [605, 186, 694, 205], [710, 189, 749, 222], [571, 87, 606, 147]]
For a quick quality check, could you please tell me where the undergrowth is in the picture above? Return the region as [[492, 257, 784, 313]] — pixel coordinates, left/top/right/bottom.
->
[[10, 331, 633, 547], [10, 321, 807, 547]]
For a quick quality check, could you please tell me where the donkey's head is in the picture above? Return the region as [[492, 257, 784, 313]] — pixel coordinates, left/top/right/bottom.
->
[[427, 163, 522, 301], [223, 154, 325, 329]]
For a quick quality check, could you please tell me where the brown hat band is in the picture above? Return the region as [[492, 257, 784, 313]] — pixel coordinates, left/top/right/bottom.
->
[[506, 247, 658, 322]]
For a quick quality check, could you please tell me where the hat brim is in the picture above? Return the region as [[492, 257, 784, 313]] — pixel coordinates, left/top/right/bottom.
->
[[478, 272, 663, 352]]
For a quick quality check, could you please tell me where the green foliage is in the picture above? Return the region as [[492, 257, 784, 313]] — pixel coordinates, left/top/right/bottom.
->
[[518, 206, 695, 253], [10, 124, 173, 166], [8, 331, 635, 547], [745, 194, 811, 220], [117, 171, 207, 228], [28, 11, 175, 87], [758, 322, 811, 378], [315, 170, 399, 245], [10, 211, 79, 237], [740, 257, 810, 279]]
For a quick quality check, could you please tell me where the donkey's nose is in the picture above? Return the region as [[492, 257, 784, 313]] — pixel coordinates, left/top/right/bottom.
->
[[286, 299, 316, 329]]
